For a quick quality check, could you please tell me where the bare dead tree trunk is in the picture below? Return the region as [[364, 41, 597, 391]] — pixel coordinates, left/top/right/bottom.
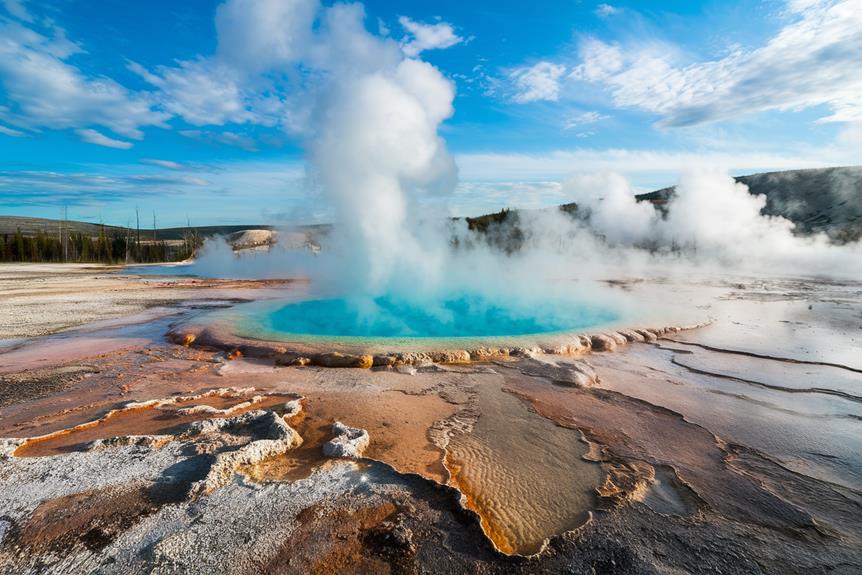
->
[[135, 206, 141, 261], [125, 219, 131, 264]]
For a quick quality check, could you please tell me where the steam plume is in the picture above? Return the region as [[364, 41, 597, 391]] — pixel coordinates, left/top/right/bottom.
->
[[189, 0, 862, 313]]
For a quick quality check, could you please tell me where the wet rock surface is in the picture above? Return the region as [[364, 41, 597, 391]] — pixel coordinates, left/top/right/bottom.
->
[[322, 421, 370, 458]]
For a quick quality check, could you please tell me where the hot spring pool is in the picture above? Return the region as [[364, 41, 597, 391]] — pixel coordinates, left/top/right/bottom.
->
[[228, 295, 619, 342]]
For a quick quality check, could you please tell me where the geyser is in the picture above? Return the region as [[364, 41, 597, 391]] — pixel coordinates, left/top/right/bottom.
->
[[179, 0, 862, 345], [235, 295, 618, 340]]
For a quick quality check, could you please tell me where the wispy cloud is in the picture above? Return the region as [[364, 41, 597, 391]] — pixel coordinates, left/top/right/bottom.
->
[[455, 147, 839, 183], [0, 0, 320, 144], [399, 16, 463, 57], [127, 174, 209, 186], [563, 111, 609, 130], [179, 129, 258, 151], [129, 0, 457, 142], [140, 159, 184, 170], [128, 59, 270, 128], [2, 0, 33, 22], [0, 170, 203, 211], [0, 170, 207, 192], [76, 128, 133, 149], [0, 160, 307, 225], [510, 61, 567, 103], [451, 180, 565, 216], [594, 4, 619, 18], [570, 0, 862, 125], [0, 124, 25, 137], [0, 20, 168, 138], [214, 0, 317, 72]]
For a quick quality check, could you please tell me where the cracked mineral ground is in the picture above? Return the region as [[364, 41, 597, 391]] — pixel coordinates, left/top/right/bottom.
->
[[0, 266, 860, 574]]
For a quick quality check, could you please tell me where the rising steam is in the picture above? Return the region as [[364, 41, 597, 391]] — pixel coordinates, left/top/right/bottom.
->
[[190, 0, 862, 318]]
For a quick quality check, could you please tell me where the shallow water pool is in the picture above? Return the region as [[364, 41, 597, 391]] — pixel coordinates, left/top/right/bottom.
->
[[235, 294, 618, 340]]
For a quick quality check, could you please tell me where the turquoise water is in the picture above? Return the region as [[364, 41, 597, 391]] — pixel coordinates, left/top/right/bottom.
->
[[241, 295, 617, 339]]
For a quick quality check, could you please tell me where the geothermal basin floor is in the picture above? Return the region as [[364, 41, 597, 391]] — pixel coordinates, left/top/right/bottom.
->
[[0, 265, 861, 574]]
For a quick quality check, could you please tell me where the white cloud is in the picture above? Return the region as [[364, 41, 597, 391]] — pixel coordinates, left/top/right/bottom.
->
[[0, 124, 25, 137], [179, 129, 258, 152], [2, 0, 33, 22], [129, 59, 269, 127], [127, 0, 318, 134], [75, 128, 133, 149], [0, 0, 317, 143], [569, 37, 624, 82], [450, 134, 862, 214], [836, 122, 862, 148], [0, 21, 168, 138], [398, 16, 463, 57], [571, 0, 862, 126], [127, 174, 209, 186], [563, 111, 609, 130], [0, 169, 207, 199], [451, 180, 565, 215], [594, 4, 619, 17], [215, 0, 318, 72], [510, 61, 567, 103], [0, 160, 310, 226], [0, 0, 465, 152], [129, 0, 402, 137], [456, 147, 837, 183], [141, 159, 183, 170], [377, 17, 390, 37]]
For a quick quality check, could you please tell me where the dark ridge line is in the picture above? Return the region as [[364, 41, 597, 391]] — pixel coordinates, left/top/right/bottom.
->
[[726, 442, 862, 503], [507, 354, 862, 520], [653, 345, 695, 355], [805, 451, 841, 461], [669, 356, 862, 404], [502, 373, 821, 527], [706, 388, 860, 423], [497, 361, 728, 445], [662, 338, 862, 375], [704, 388, 830, 418], [500, 368, 854, 532]]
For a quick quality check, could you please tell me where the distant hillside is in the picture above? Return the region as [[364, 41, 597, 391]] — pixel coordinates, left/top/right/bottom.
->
[[0, 215, 330, 263], [3, 166, 859, 261], [0, 217, 277, 241], [465, 166, 862, 245], [0, 217, 336, 243], [0, 216, 128, 238], [636, 166, 862, 242]]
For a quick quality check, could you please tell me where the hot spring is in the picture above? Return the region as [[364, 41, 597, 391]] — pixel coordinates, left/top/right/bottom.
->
[[223, 293, 620, 345]]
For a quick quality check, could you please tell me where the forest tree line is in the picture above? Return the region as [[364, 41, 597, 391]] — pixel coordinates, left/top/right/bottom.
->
[[0, 226, 202, 264]]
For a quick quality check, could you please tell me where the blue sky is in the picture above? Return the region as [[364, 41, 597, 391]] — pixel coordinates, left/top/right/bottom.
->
[[0, 0, 859, 227]]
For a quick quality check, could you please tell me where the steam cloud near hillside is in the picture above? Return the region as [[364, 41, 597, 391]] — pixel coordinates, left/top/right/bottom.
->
[[189, 0, 862, 319]]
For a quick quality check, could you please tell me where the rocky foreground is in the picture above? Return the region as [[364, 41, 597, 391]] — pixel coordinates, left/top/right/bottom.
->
[[0, 266, 860, 574]]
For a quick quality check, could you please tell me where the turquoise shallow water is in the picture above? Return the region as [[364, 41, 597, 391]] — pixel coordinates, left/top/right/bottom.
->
[[233, 295, 618, 340]]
